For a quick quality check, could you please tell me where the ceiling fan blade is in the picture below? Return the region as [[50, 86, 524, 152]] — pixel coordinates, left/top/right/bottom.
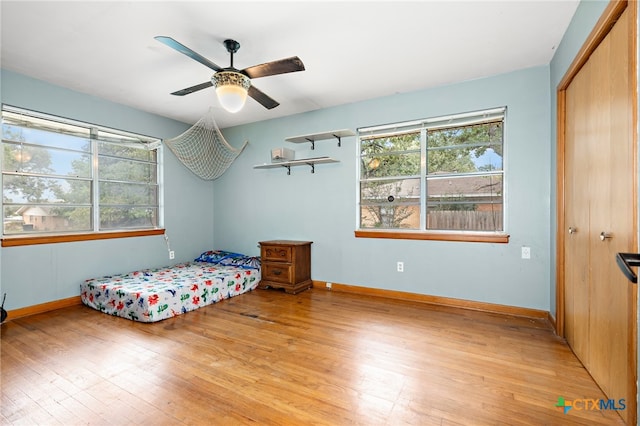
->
[[248, 85, 279, 109], [171, 81, 213, 96], [155, 36, 222, 72], [242, 56, 305, 79]]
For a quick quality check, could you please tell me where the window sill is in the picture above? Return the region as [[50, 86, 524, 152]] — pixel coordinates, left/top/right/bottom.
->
[[354, 229, 510, 243], [1, 229, 165, 247]]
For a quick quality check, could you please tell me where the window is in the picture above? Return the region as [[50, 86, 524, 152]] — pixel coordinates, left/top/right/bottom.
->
[[358, 107, 506, 241], [2, 106, 162, 239]]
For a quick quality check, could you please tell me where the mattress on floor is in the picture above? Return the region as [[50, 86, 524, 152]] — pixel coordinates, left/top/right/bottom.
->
[[80, 262, 260, 322]]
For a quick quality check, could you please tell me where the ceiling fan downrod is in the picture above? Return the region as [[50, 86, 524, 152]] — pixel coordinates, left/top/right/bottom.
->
[[224, 39, 241, 69]]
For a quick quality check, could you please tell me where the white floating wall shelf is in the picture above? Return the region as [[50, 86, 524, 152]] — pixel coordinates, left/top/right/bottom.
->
[[285, 129, 355, 150], [253, 156, 339, 175]]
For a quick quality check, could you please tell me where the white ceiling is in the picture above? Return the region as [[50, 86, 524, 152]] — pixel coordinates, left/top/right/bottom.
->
[[1, 1, 579, 129]]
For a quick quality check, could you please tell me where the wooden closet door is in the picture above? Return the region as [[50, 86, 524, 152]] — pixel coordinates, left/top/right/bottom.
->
[[563, 7, 635, 424], [564, 63, 592, 367], [587, 9, 635, 420]]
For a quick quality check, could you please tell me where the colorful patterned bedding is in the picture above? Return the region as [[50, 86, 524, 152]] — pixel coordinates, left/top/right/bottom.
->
[[81, 261, 260, 322]]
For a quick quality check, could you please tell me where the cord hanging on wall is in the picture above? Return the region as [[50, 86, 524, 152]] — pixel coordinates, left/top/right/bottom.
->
[[164, 233, 172, 252]]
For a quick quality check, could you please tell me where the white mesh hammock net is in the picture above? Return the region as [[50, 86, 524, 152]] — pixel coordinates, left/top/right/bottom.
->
[[163, 108, 247, 180]]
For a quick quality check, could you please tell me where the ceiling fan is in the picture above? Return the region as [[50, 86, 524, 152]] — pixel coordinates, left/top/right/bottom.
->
[[155, 36, 305, 113]]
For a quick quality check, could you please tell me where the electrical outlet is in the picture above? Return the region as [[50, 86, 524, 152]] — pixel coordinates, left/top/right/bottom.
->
[[521, 247, 531, 259], [397, 261, 404, 272], [326, 282, 332, 289], [169, 250, 175, 260]]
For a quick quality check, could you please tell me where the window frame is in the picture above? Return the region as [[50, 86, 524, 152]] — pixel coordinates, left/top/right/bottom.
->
[[356, 107, 509, 243], [1, 105, 164, 247]]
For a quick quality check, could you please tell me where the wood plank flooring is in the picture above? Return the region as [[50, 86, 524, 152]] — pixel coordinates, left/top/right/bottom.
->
[[0, 288, 625, 425]]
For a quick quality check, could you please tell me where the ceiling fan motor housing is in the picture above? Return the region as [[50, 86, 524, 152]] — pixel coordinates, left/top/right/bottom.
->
[[212, 71, 251, 90]]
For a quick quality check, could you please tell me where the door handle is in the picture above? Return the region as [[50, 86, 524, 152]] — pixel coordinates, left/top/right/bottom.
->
[[600, 231, 612, 241], [568, 227, 577, 235]]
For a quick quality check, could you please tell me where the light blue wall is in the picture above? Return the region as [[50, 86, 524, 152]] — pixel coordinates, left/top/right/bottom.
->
[[216, 66, 551, 311], [549, 0, 608, 319], [0, 70, 216, 310]]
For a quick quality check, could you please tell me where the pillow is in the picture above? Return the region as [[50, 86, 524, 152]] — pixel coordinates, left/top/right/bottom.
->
[[195, 250, 244, 264], [218, 255, 261, 270]]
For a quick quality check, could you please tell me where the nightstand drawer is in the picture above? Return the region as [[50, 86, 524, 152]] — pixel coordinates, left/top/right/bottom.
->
[[262, 262, 292, 284], [262, 245, 292, 262]]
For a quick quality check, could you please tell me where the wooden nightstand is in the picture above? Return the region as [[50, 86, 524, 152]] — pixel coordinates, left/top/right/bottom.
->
[[258, 240, 312, 294]]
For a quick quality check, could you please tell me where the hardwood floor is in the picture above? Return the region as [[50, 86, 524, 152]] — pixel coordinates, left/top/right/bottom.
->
[[1, 288, 625, 425]]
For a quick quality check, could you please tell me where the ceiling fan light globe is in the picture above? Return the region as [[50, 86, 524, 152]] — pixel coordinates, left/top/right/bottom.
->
[[216, 85, 248, 113], [212, 71, 251, 113]]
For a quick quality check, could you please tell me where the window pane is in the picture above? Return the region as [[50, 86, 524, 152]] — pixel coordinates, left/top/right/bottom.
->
[[3, 175, 91, 204], [361, 152, 421, 178], [361, 132, 421, 178], [360, 204, 420, 229], [360, 178, 420, 229], [427, 174, 503, 231], [428, 122, 502, 175], [428, 146, 502, 174], [427, 174, 502, 201], [429, 121, 502, 148], [361, 178, 420, 203], [3, 205, 91, 234], [361, 132, 420, 155], [2, 120, 90, 151], [98, 156, 157, 183], [98, 140, 155, 162], [99, 182, 157, 206], [99, 207, 158, 230], [3, 143, 91, 177], [427, 203, 503, 231]]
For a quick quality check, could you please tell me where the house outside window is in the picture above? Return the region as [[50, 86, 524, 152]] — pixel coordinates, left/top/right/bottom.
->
[[358, 107, 505, 237], [2, 105, 162, 237]]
